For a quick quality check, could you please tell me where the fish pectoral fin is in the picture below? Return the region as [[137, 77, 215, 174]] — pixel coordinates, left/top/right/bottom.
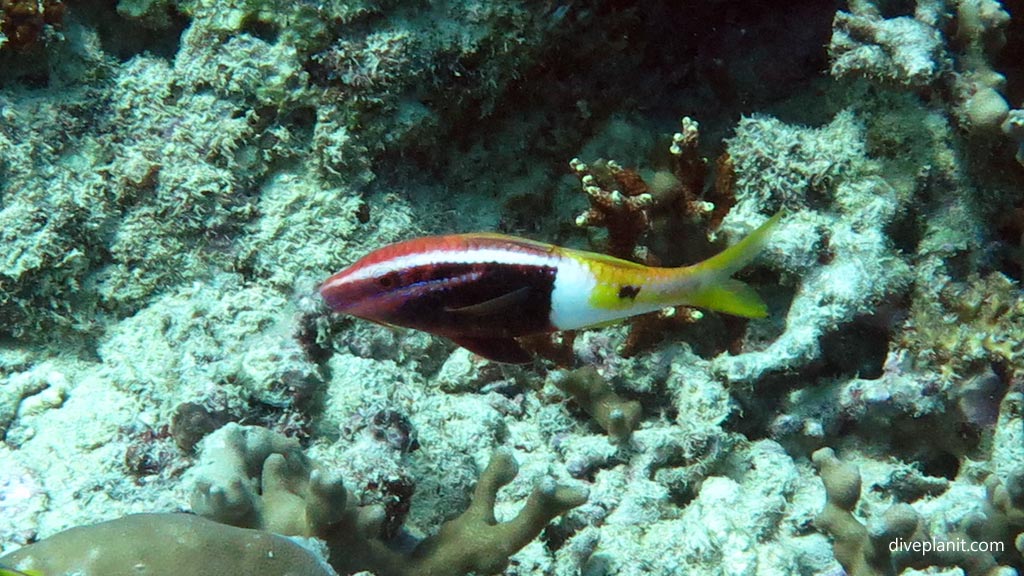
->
[[444, 286, 532, 316], [451, 336, 533, 364]]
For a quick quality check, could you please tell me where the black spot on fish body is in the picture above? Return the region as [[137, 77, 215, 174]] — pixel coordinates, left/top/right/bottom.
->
[[618, 285, 641, 300]]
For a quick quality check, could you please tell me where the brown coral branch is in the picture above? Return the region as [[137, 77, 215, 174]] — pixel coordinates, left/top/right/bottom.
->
[[570, 157, 655, 262]]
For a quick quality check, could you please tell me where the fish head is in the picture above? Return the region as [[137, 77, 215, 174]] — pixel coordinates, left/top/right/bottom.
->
[[319, 234, 559, 341], [319, 254, 411, 325]]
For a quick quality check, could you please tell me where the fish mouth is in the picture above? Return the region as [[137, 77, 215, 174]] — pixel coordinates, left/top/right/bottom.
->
[[318, 280, 362, 315], [318, 282, 394, 321]]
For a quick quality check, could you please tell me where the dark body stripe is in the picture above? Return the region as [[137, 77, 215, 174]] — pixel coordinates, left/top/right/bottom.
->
[[390, 261, 557, 338]]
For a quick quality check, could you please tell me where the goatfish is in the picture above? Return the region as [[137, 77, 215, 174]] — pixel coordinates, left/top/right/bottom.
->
[[320, 213, 781, 364]]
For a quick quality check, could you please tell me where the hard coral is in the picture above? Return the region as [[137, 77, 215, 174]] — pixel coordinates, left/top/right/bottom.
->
[[0, 0, 64, 51], [813, 447, 1022, 576], [570, 116, 721, 265], [570, 157, 656, 263], [551, 366, 641, 443], [189, 423, 588, 576], [0, 513, 335, 576], [568, 117, 733, 359], [829, 3, 947, 89], [901, 272, 1024, 383]]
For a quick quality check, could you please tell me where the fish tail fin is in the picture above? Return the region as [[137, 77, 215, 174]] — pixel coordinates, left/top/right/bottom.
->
[[676, 212, 782, 319], [692, 212, 782, 278], [684, 278, 769, 318]]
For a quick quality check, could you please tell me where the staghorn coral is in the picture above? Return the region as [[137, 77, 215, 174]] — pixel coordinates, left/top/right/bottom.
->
[[567, 117, 731, 360], [570, 157, 657, 263], [569, 116, 720, 265], [188, 423, 588, 576]]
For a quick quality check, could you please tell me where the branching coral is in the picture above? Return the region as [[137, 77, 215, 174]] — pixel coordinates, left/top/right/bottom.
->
[[570, 157, 656, 263], [829, 0, 1018, 153], [0, 422, 589, 575], [829, 1, 948, 89], [813, 447, 1023, 576], [567, 117, 733, 359], [569, 116, 721, 264], [189, 423, 588, 576], [0, 0, 64, 51], [550, 366, 641, 443], [812, 447, 918, 576]]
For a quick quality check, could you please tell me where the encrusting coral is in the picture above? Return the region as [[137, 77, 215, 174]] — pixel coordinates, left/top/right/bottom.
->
[[901, 271, 1024, 383], [0, 513, 336, 576]]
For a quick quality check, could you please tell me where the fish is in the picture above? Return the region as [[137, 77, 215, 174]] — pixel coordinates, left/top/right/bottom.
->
[[320, 213, 781, 363]]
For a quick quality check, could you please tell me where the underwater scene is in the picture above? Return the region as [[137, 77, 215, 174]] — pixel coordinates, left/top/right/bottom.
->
[[1, 0, 1024, 574]]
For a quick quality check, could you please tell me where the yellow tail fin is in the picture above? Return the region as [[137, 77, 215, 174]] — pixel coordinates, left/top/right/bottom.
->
[[679, 212, 782, 319]]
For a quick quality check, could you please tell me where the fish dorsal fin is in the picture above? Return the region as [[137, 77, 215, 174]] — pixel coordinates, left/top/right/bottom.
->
[[450, 336, 533, 364], [444, 286, 531, 316]]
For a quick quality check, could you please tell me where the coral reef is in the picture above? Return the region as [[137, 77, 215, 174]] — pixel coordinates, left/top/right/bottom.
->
[[901, 271, 1024, 383], [829, 0, 1018, 150], [0, 0, 64, 51], [1, 1, 1024, 575], [567, 116, 731, 359], [188, 423, 587, 576], [0, 513, 336, 575], [813, 446, 1024, 576], [569, 116, 722, 266], [2, 422, 586, 576], [829, 1, 948, 89], [715, 110, 913, 382], [1004, 110, 1024, 165], [549, 366, 641, 443]]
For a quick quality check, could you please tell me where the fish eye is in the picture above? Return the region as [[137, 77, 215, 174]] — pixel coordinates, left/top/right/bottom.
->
[[378, 273, 399, 288]]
